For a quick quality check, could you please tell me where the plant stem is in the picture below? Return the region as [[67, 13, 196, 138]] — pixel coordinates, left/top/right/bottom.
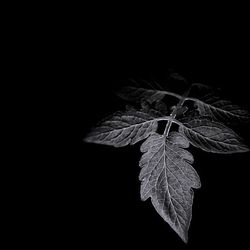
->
[[163, 87, 192, 137]]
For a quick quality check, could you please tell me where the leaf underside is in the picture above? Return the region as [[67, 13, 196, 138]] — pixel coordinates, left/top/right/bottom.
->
[[139, 132, 201, 243]]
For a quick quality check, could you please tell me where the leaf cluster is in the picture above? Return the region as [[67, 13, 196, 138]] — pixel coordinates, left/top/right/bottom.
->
[[84, 81, 249, 243]]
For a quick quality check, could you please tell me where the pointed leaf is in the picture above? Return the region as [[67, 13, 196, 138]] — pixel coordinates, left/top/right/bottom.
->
[[192, 93, 250, 123], [179, 118, 249, 153], [84, 110, 169, 147], [139, 132, 201, 243]]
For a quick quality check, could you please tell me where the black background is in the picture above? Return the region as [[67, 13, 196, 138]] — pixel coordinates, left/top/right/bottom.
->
[[62, 9, 250, 249]]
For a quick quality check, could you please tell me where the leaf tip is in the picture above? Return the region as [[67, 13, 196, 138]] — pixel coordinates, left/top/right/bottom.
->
[[244, 146, 250, 152], [235, 143, 250, 153], [175, 227, 189, 244], [181, 235, 189, 244], [83, 134, 93, 144]]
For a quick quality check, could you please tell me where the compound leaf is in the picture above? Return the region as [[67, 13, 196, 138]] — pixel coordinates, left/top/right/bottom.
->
[[139, 132, 201, 243], [84, 82, 250, 243]]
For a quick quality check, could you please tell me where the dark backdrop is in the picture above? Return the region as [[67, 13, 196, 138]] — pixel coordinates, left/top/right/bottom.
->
[[65, 15, 250, 249]]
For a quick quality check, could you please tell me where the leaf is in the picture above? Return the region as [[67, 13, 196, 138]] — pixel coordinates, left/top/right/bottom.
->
[[179, 117, 249, 153], [117, 86, 172, 116], [117, 86, 166, 105], [139, 132, 201, 243], [84, 109, 169, 147], [155, 100, 168, 114], [190, 92, 250, 123], [169, 72, 187, 82], [174, 106, 189, 118]]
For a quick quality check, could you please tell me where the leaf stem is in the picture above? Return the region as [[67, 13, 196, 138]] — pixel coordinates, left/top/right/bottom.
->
[[163, 87, 192, 137], [162, 91, 182, 100]]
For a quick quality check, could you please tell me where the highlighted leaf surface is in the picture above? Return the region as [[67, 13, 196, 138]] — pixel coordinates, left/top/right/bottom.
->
[[194, 94, 250, 123], [84, 110, 169, 147], [179, 118, 249, 153], [139, 132, 201, 243]]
